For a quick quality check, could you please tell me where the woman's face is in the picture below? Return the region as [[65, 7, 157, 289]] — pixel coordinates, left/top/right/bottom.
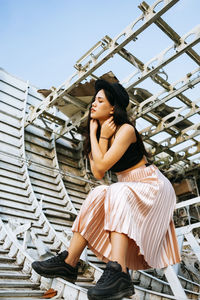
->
[[90, 89, 113, 122]]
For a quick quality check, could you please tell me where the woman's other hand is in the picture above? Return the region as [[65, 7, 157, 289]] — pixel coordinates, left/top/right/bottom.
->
[[101, 117, 117, 139]]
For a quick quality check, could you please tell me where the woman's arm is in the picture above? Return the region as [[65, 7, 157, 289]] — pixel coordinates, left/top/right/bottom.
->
[[90, 120, 136, 178], [89, 117, 116, 179], [89, 153, 104, 179], [99, 116, 116, 155], [89, 138, 109, 179]]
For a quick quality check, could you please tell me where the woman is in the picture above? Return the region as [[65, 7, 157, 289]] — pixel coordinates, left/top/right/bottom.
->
[[32, 79, 181, 300]]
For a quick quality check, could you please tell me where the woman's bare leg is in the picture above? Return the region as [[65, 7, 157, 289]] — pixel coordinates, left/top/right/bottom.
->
[[110, 231, 129, 273], [64, 231, 129, 271], [64, 232, 87, 267]]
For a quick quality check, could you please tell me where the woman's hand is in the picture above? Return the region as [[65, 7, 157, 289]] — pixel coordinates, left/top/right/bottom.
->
[[101, 116, 117, 139], [90, 119, 98, 136]]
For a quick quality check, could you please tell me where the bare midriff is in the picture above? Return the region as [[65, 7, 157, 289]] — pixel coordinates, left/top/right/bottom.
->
[[116, 157, 148, 175]]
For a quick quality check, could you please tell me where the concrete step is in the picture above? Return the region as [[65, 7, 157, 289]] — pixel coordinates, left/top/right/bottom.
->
[[0, 133, 21, 148], [58, 162, 83, 178], [0, 192, 32, 205], [0, 112, 22, 128], [0, 160, 24, 175], [25, 133, 53, 151], [0, 256, 16, 263], [44, 209, 75, 222], [0, 295, 44, 300], [0, 264, 22, 271], [0, 289, 43, 298], [28, 170, 59, 186], [46, 217, 73, 228], [69, 195, 85, 205], [57, 155, 80, 169], [63, 174, 87, 186], [0, 122, 22, 138], [42, 203, 76, 215], [1, 177, 27, 191], [0, 207, 37, 221], [67, 189, 87, 200], [0, 249, 9, 255], [0, 184, 29, 197], [0, 215, 38, 224], [56, 142, 80, 160], [51, 223, 72, 232], [0, 92, 24, 110], [35, 194, 66, 206], [76, 276, 94, 283], [71, 202, 81, 211], [0, 169, 26, 183], [16, 236, 57, 251], [31, 185, 63, 199], [64, 181, 88, 193], [30, 177, 62, 193], [1, 199, 34, 212], [0, 272, 30, 280], [25, 144, 54, 160], [133, 270, 200, 299], [56, 135, 80, 148], [0, 102, 23, 119], [0, 280, 40, 288], [28, 164, 58, 180], [25, 151, 54, 168]]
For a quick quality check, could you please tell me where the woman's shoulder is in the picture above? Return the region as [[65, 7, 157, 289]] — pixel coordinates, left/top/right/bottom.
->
[[117, 123, 135, 135], [115, 124, 136, 143]]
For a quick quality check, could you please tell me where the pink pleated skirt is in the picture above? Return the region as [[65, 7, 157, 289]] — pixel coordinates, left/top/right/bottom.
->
[[72, 164, 181, 270]]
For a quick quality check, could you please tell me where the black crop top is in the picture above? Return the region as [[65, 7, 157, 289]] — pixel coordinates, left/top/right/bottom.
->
[[109, 129, 143, 173]]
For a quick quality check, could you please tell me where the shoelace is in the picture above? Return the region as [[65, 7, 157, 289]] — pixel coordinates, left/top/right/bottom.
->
[[96, 267, 116, 286], [46, 252, 65, 264]]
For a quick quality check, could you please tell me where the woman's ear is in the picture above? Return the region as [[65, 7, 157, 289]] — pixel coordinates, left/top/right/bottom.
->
[[110, 107, 114, 115]]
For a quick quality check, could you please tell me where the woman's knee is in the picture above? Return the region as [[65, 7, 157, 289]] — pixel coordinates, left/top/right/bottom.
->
[[108, 182, 128, 195], [83, 185, 108, 206], [90, 184, 108, 195], [106, 183, 130, 204]]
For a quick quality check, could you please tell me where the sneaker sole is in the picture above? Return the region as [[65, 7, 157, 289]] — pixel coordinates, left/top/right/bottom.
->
[[87, 287, 135, 300], [32, 269, 76, 283], [32, 263, 77, 283]]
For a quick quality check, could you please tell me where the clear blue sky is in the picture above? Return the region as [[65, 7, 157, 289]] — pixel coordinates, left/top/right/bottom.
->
[[0, 0, 200, 90]]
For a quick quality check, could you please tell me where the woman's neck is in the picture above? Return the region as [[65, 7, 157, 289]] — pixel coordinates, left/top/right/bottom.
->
[[99, 119, 106, 126]]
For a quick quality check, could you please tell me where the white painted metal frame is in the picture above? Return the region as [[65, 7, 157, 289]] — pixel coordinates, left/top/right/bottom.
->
[[22, 0, 200, 173], [122, 25, 200, 89], [161, 197, 200, 300], [25, 0, 179, 127], [134, 67, 200, 119]]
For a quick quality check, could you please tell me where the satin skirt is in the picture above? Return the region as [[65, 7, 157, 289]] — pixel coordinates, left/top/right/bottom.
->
[[72, 164, 181, 270]]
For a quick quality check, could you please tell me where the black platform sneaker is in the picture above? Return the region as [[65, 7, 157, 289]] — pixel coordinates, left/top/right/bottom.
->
[[32, 250, 78, 283], [87, 261, 135, 300]]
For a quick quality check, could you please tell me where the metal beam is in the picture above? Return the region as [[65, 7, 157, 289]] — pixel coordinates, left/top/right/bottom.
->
[[139, 1, 200, 65], [118, 40, 200, 111], [56, 56, 200, 142], [142, 101, 200, 143], [122, 25, 200, 89], [61, 94, 88, 111], [118, 45, 200, 150], [176, 197, 200, 209], [25, 0, 179, 127], [153, 122, 200, 155], [136, 67, 200, 119]]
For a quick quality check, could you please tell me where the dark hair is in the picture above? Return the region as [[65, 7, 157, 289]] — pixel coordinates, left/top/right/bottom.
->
[[83, 89, 149, 159]]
